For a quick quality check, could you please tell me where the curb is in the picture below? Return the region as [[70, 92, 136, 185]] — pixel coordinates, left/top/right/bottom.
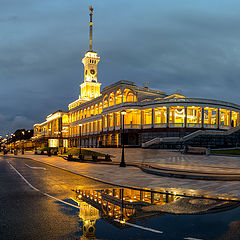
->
[[141, 165, 240, 181], [3, 155, 151, 192]]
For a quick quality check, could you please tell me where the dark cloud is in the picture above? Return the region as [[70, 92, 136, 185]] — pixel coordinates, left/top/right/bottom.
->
[[1, 0, 240, 135]]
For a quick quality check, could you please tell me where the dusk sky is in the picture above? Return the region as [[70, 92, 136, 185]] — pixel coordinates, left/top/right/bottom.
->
[[1, 0, 240, 136]]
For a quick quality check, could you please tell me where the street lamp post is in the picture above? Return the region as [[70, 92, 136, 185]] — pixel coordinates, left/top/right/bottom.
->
[[120, 110, 126, 167], [13, 134, 17, 155], [22, 131, 25, 154], [79, 124, 83, 160]]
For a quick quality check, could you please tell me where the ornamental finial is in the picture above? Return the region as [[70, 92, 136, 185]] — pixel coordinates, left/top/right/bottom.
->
[[89, 6, 94, 14]]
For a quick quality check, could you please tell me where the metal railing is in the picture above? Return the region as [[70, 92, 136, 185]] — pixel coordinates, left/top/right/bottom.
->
[[154, 123, 167, 128], [142, 124, 152, 129], [204, 124, 217, 129], [169, 123, 184, 128], [187, 123, 201, 128], [219, 125, 230, 130], [124, 124, 141, 129]]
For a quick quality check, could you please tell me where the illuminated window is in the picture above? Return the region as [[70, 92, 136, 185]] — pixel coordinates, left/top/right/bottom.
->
[[169, 107, 185, 124], [154, 107, 167, 124], [204, 107, 218, 125], [99, 102, 103, 114], [103, 95, 108, 108], [115, 89, 122, 104], [86, 107, 90, 117], [115, 112, 121, 126], [109, 92, 115, 107], [48, 139, 59, 148], [98, 119, 102, 131], [62, 115, 68, 124], [108, 113, 114, 127], [103, 115, 108, 128], [232, 111, 239, 127], [143, 109, 152, 125], [123, 89, 136, 102], [90, 106, 94, 116], [94, 104, 98, 115], [125, 109, 141, 125], [187, 107, 202, 124]]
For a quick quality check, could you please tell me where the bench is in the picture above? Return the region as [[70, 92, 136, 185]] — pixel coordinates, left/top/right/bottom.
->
[[181, 146, 206, 155]]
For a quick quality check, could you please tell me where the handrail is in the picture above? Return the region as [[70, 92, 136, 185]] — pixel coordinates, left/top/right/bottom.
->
[[142, 124, 240, 148]]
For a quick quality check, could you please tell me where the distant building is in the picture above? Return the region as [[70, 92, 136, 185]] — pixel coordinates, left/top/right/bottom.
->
[[33, 7, 240, 149]]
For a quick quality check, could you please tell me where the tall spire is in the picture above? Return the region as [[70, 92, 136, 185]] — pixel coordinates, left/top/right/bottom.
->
[[80, 6, 101, 101], [89, 6, 94, 52]]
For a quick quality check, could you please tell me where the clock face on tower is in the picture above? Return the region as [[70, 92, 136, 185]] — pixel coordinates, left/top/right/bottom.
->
[[90, 69, 95, 75]]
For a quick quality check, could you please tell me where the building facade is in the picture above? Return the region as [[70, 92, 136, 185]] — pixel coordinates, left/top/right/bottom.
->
[[33, 7, 240, 149]]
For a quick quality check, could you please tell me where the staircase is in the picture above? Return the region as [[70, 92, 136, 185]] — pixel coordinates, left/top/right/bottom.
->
[[142, 125, 240, 148]]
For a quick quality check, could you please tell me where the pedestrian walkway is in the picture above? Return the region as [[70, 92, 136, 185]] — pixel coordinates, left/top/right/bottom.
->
[[3, 150, 240, 200]]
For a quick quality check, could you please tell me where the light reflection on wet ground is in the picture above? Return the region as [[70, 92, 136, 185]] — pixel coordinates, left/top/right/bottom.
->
[[71, 187, 240, 239], [2, 156, 240, 240]]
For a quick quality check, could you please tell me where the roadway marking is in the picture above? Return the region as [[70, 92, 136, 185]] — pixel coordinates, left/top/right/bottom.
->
[[42, 193, 80, 209], [25, 164, 46, 170], [8, 161, 203, 239], [114, 219, 163, 234], [8, 162, 40, 192], [8, 162, 80, 210], [9, 161, 164, 234]]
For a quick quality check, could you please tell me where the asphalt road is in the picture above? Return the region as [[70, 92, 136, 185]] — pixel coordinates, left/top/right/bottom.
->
[[0, 155, 111, 240]]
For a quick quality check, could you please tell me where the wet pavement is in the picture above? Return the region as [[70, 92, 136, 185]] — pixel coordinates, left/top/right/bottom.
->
[[0, 156, 240, 240], [1, 155, 240, 239], [7, 151, 240, 200]]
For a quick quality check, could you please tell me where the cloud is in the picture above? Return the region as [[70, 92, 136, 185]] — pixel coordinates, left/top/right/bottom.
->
[[0, 114, 34, 136], [1, 0, 240, 135]]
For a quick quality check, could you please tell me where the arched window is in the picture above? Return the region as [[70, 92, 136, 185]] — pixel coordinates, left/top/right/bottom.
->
[[103, 95, 108, 108], [83, 109, 87, 118], [115, 89, 122, 104], [90, 106, 94, 116], [94, 104, 99, 115], [62, 115, 68, 124], [109, 92, 115, 107], [80, 110, 83, 119], [86, 107, 90, 117], [99, 102, 103, 114], [123, 89, 137, 102]]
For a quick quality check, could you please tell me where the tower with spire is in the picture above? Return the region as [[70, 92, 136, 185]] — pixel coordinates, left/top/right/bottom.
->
[[80, 6, 101, 101]]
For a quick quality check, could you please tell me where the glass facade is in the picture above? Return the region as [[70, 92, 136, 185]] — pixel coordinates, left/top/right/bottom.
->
[[187, 106, 202, 128], [169, 106, 185, 128], [66, 105, 240, 137]]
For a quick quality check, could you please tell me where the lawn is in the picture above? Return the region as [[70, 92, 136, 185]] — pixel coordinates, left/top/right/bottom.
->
[[211, 149, 240, 155], [65, 148, 110, 157]]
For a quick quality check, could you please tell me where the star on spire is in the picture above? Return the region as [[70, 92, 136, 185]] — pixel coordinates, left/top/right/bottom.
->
[[89, 6, 94, 13]]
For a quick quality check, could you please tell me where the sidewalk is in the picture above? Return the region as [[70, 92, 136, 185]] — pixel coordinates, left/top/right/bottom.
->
[[4, 151, 240, 200]]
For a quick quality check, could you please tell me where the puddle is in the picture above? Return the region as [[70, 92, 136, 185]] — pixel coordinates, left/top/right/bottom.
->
[[70, 186, 240, 239]]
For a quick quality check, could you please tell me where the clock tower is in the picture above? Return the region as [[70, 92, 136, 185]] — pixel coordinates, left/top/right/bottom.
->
[[80, 6, 101, 101]]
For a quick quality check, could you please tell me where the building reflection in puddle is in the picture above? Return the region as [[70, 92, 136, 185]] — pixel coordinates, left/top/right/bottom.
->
[[78, 201, 100, 239], [72, 187, 240, 239]]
